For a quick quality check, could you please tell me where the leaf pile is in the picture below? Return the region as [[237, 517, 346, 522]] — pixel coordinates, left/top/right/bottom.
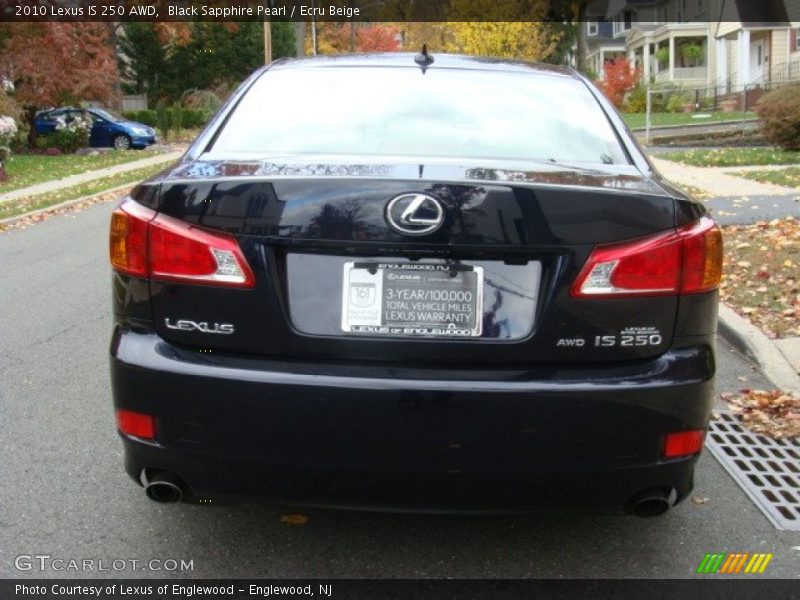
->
[[720, 217, 800, 338], [720, 389, 800, 439]]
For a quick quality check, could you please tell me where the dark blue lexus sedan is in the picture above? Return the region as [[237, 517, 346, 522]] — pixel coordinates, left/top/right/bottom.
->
[[35, 107, 156, 150], [109, 53, 721, 516]]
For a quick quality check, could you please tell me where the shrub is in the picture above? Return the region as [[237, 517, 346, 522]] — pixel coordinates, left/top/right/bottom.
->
[[755, 84, 800, 150], [625, 84, 648, 113], [596, 57, 642, 108], [0, 115, 17, 149], [122, 108, 212, 131], [155, 102, 171, 140], [122, 109, 157, 127], [180, 108, 211, 128], [0, 115, 17, 180], [35, 113, 90, 153], [170, 104, 184, 133], [0, 89, 22, 123], [182, 89, 222, 113], [666, 94, 685, 113]]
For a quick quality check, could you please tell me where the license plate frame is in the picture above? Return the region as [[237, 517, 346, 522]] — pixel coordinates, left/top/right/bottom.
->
[[341, 262, 484, 338]]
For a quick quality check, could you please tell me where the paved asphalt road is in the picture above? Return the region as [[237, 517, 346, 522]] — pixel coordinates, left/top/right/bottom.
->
[[702, 194, 800, 226], [1, 200, 798, 580]]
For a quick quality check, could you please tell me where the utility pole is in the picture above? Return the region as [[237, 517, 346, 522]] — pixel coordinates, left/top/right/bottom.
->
[[263, 19, 272, 64]]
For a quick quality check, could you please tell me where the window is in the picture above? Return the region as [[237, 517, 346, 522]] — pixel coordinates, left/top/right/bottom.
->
[[210, 67, 630, 166], [587, 20, 598, 36], [794, 27, 800, 52], [613, 11, 633, 37]]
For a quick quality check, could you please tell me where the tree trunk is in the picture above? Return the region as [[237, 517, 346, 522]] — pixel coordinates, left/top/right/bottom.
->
[[294, 22, 306, 57], [0, 163, 7, 183], [575, 3, 588, 74], [26, 106, 38, 148]]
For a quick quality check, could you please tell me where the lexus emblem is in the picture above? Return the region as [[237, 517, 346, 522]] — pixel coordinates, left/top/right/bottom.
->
[[385, 193, 445, 236]]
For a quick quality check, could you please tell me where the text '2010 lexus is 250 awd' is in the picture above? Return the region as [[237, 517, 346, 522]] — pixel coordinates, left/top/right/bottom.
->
[[109, 52, 722, 516]]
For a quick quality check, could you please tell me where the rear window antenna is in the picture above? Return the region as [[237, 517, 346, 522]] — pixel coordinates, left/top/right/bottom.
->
[[414, 44, 434, 73]]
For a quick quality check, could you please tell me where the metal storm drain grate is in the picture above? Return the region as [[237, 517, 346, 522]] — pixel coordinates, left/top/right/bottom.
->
[[705, 412, 800, 531]]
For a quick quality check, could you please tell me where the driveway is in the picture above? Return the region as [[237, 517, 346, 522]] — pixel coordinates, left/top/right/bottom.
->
[[0, 201, 797, 579]]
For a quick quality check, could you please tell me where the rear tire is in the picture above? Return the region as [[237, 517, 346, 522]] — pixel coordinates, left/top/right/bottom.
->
[[113, 134, 131, 150]]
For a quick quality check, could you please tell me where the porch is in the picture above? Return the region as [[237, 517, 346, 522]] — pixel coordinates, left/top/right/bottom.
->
[[628, 23, 711, 86]]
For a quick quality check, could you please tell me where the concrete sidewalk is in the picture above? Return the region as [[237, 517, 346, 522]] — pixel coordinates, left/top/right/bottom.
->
[[650, 156, 799, 197], [0, 150, 182, 204]]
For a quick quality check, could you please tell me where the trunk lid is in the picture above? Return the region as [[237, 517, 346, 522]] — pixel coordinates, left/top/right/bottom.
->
[[146, 158, 680, 365]]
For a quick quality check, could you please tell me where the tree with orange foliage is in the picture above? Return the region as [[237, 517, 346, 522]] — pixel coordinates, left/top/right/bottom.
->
[[596, 56, 642, 108], [310, 23, 401, 55], [356, 25, 401, 52], [0, 23, 119, 145]]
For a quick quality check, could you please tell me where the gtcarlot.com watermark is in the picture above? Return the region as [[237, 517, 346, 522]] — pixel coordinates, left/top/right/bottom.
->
[[14, 554, 194, 573]]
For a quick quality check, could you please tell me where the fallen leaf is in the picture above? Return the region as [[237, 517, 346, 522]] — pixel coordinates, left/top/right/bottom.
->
[[280, 514, 309, 525]]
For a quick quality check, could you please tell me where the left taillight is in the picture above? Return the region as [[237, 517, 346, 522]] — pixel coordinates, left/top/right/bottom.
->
[[110, 199, 154, 277], [109, 199, 255, 288], [571, 217, 722, 298]]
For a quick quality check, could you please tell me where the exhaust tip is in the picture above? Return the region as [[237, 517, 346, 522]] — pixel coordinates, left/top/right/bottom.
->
[[629, 487, 676, 517], [632, 497, 670, 517], [143, 471, 184, 504]]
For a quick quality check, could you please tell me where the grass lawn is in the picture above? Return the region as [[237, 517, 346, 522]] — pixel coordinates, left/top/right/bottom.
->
[[0, 163, 168, 220], [622, 111, 757, 130], [0, 149, 163, 195], [654, 147, 800, 167], [720, 217, 799, 339], [735, 167, 800, 189]]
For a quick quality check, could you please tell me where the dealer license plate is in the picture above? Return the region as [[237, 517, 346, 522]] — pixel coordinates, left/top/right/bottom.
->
[[341, 262, 484, 338]]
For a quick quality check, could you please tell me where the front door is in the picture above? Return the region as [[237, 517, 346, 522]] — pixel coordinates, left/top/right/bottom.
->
[[88, 114, 112, 147], [750, 38, 766, 82]]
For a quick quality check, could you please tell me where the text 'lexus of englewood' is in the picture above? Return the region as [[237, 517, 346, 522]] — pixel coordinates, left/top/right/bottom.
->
[[108, 52, 722, 516]]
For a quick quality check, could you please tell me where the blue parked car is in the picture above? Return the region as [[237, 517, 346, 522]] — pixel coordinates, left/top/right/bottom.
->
[[34, 107, 156, 150]]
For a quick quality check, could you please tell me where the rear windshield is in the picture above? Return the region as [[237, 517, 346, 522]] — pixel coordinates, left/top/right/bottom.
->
[[210, 66, 629, 165]]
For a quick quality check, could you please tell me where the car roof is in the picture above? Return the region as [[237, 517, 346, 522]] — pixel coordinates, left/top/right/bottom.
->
[[269, 52, 578, 78]]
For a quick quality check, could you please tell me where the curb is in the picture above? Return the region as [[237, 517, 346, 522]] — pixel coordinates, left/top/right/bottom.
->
[[718, 303, 800, 394], [630, 118, 759, 133], [0, 182, 134, 228]]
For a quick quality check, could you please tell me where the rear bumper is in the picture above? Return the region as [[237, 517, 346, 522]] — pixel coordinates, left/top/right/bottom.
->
[[110, 329, 715, 512]]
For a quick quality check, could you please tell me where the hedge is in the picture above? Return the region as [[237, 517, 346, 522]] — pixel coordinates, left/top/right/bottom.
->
[[122, 108, 211, 129], [755, 84, 800, 150]]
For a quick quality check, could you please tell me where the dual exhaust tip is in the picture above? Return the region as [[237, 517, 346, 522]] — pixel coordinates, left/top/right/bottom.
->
[[140, 470, 674, 516]]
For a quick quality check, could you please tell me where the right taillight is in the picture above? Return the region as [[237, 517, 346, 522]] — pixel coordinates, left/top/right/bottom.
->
[[572, 217, 722, 298], [109, 198, 255, 288]]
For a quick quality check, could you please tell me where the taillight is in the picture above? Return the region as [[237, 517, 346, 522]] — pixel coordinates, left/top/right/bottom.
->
[[571, 217, 722, 298], [149, 213, 255, 287], [116, 409, 156, 440], [110, 200, 154, 277], [663, 429, 705, 458], [109, 199, 255, 288]]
